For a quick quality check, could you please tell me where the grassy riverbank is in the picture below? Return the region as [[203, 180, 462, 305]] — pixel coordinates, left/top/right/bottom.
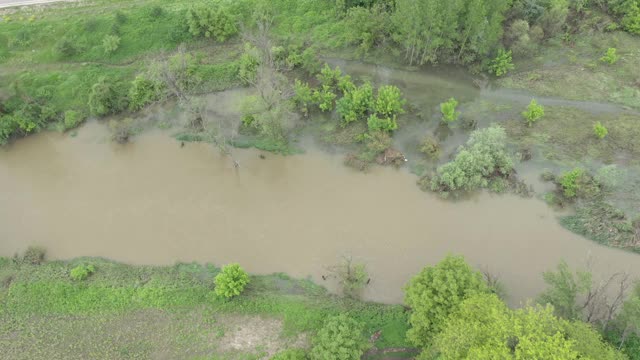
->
[[0, 256, 410, 359]]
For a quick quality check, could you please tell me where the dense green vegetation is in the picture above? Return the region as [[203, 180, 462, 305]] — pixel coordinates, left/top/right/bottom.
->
[[2, 251, 637, 359]]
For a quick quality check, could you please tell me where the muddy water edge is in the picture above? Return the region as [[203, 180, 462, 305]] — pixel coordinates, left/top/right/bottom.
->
[[1, 119, 639, 306]]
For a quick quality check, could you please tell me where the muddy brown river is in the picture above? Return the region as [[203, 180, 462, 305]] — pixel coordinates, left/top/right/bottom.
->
[[1, 121, 639, 306]]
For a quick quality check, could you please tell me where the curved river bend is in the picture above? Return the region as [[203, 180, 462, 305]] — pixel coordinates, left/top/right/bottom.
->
[[1, 123, 639, 305]]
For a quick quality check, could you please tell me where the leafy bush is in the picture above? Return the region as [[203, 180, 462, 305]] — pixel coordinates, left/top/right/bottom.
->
[[600, 47, 620, 65], [440, 97, 460, 123], [309, 314, 368, 360], [522, 99, 544, 126], [293, 80, 314, 116], [317, 64, 343, 90], [537, 261, 591, 320], [430, 126, 514, 194], [55, 37, 77, 58], [128, 74, 164, 111], [186, 4, 237, 41], [488, 49, 515, 76], [328, 257, 369, 299], [593, 121, 608, 139], [336, 82, 373, 125], [367, 114, 397, 132], [238, 43, 260, 84], [214, 263, 249, 299], [271, 349, 307, 360], [420, 135, 441, 159], [102, 34, 120, 54], [70, 264, 96, 281], [89, 78, 126, 116], [374, 85, 405, 119], [63, 110, 83, 130], [313, 85, 337, 112], [405, 255, 488, 348], [559, 167, 589, 199]]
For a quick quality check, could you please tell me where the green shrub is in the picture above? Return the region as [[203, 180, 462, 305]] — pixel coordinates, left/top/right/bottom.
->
[[271, 349, 307, 360], [336, 82, 373, 125], [593, 121, 608, 139], [374, 85, 405, 119], [63, 110, 83, 130], [316, 64, 342, 90], [88, 78, 126, 116], [420, 135, 441, 159], [522, 99, 544, 126], [405, 255, 488, 348], [488, 49, 515, 77], [293, 79, 314, 116], [70, 264, 96, 281], [186, 4, 238, 42], [128, 75, 164, 111], [214, 263, 249, 299], [600, 48, 620, 65], [102, 34, 121, 55], [313, 85, 337, 112], [55, 37, 77, 58], [108, 118, 135, 143], [309, 314, 368, 360], [367, 114, 397, 132], [559, 168, 585, 199], [440, 97, 460, 123], [238, 43, 260, 85], [430, 126, 514, 194]]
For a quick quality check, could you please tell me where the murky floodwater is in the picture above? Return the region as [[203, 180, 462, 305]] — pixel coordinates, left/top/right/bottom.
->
[[1, 122, 639, 305]]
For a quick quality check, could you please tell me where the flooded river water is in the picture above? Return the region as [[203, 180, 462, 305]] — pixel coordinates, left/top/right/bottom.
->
[[1, 121, 639, 305]]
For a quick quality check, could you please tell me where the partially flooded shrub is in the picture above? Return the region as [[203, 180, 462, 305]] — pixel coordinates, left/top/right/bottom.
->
[[488, 49, 515, 77], [70, 264, 96, 281], [558, 168, 600, 199], [22, 246, 46, 265], [420, 135, 441, 159], [440, 97, 460, 123], [600, 48, 619, 65], [109, 118, 135, 144], [327, 257, 369, 299], [63, 110, 83, 130], [593, 121, 608, 139], [214, 263, 249, 299], [128, 74, 165, 111]]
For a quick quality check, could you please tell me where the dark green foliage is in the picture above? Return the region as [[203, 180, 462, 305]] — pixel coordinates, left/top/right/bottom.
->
[[214, 263, 249, 299], [271, 349, 308, 360], [63, 110, 83, 130], [186, 4, 238, 42], [70, 264, 96, 281], [344, 4, 391, 56], [560, 201, 637, 248], [128, 74, 164, 111], [309, 314, 369, 360], [88, 78, 126, 117], [54, 37, 77, 58], [20, 246, 46, 265], [404, 255, 488, 348]]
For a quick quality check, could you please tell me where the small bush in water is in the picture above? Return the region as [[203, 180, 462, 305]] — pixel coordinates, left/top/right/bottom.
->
[[70, 264, 96, 281], [593, 121, 608, 139], [522, 99, 544, 126], [600, 48, 619, 65], [21, 246, 46, 265], [214, 263, 249, 299], [440, 97, 460, 123]]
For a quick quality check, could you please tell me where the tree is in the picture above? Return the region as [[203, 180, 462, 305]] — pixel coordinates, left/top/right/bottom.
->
[[214, 263, 249, 299], [128, 74, 164, 111], [440, 97, 460, 123], [538, 260, 592, 320], [309, 314, 368, 360], [432, 293, 626, 359], [522, 99, 544, 126], [404, 255, 488, 348], [186, 4, 237, 42]]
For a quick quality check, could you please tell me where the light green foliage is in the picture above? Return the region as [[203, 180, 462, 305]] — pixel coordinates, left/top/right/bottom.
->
[[522, 99, 545, 126], [367, 114, 397, 132], [559, 167, 585, 198], [313, 85, 337, 112], [393, 0, 511, 65], [430, 126, 514, 194], [537, 260, 591, 320], [63, 110, 83, 130], [317, 64, 343, 90], [88, 78, 125, 117], [214, 263, 249, 299], [336, 82, 373, 125], [309, 314, 368, 360], [374, 85, 405, 119], [601, 48, 620, 64], [488, 49, 515, 76], [594, 121, 609, 139], [70, 264, 96, 281], [433, 293, 624, 359], [238, 43, 260, 85], [271, 349, 307, 360], [345, 4, 391, 56], [293, 79, 314, 115], [337, 74, 356, 94], [186, 4, 237, 42], [440, 97, 460, 123], [128, 74, 164, 111], [404, 255, 488, 348], [102, 34, 120, 55], [609, 0, 640, 35]]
